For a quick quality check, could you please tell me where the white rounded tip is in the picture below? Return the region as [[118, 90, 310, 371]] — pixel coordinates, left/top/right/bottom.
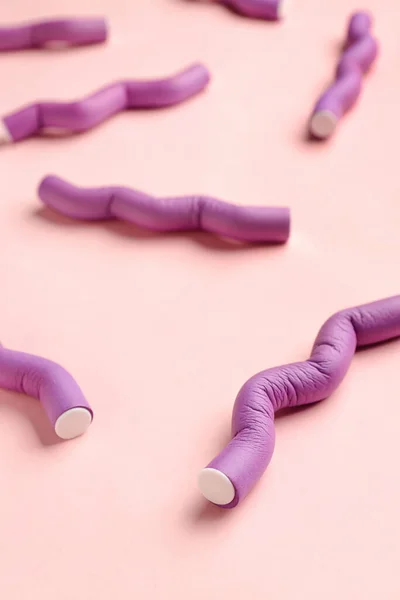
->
[[0, 121, 12, 145], [55, 407, 92, 440], [310, 110, 338, 139], [277, 0, 289, 19], [198, 468, 235, 505]]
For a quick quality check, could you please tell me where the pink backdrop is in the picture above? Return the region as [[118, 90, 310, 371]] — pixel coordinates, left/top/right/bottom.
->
[[1, 0, 399, 598]]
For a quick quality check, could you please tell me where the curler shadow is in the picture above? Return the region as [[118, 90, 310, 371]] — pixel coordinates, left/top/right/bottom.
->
[[0, 388, 63, 447], [185, 496, 235, 527], [300, 125, 327, 145]]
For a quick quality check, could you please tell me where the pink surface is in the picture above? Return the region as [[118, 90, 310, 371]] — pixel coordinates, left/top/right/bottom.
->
[[0, 0, 399, 598]]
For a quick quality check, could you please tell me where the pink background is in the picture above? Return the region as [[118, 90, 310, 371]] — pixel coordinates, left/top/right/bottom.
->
[[1, 0, 399, 598]]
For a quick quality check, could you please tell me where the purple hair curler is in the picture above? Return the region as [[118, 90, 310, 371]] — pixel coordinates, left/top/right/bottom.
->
[[0, 63, 211, 144], [0, 343, 93, 440], [199, 295, 400, 507], [309, 11, 378, 139], [0, 17, 107, 51], [211, 0, 286, 20], [38, 174, 290, 244]]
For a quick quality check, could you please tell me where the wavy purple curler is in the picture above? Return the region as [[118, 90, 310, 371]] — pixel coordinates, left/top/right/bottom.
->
[[0, 63, 211, 144], [0, 17, 107, 51], [211, 0, 286, 20], [199, 296, 400, 507], [38, 174, 290, 244], [309, 11, 378, 139], [0, 343, 93, 440]]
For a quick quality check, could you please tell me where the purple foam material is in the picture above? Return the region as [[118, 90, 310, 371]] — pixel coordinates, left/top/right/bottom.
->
[[38, 175, 290, 244], [201, 296, 400, 507], [309, 11, 378, 139], [0, 343, 93, 439], [216, 0, 284, 20], [1, 64, 210, 143], [0, 17, 107, 51], [346, 11, 372, 44]]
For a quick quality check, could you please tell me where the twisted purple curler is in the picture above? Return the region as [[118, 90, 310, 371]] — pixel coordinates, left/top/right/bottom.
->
[[0, 343, 93, 440], [199, 296, 400, 507], [0, 17, 107, 51], [0, 63, 210, 144], [211, 0, 286, 20], [38, 174, 290, 244], [309, 11, 378, 139]]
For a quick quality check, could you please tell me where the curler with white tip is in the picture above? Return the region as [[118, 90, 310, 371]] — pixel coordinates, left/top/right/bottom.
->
[[0, 343, 93, 440], [199, 295, 400, 508], [309, 11, 378, 139]]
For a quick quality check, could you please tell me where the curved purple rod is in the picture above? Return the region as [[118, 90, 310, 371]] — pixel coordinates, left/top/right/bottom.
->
[[0, 17, 107, 51], [0, 63, 210, 144], [38, 175, 290, 244], [212, 0, 286, 20], [309, 11, 378, 139], [199, 296, 400, 507], [0, 343, 93, 440]]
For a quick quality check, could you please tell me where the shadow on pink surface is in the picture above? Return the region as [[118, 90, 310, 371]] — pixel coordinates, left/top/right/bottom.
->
[[0, 389, 63, 447], [187, 497, 235, 525]]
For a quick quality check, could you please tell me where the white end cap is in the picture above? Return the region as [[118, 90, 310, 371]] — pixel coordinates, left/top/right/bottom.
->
[[310, 110, 338, 139], [277, 0, 289, 19], [55, 407, 92, 440], [0, 121, 12, 144], [198, 468, 235, 505]]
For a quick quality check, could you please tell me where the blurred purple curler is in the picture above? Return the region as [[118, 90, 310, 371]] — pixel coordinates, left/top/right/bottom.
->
[[209, 0, 286, 20], [0, 63, 211, 144], [0, 342, 93, 440], [0, 17, 108, 51], [38, 174, 290, 244], [199, 296, 400, 507], [309, 11, 378, 139]]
